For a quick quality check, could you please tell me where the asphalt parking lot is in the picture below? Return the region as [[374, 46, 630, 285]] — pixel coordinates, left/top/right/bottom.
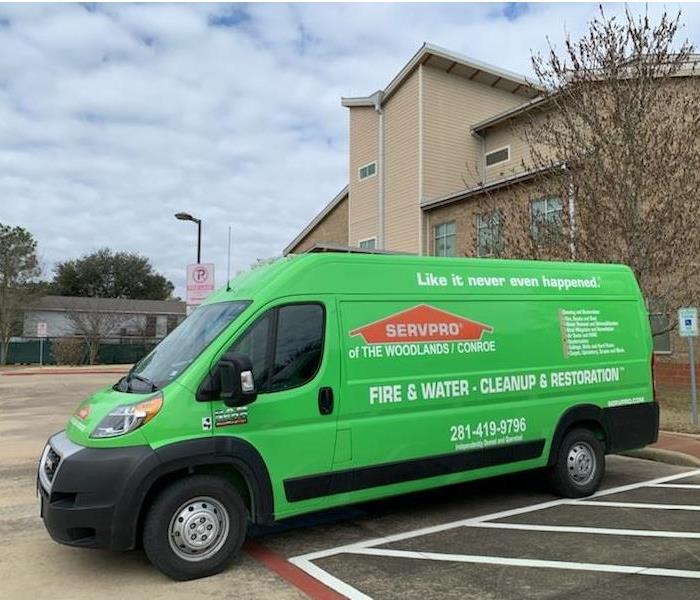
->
[[3, 370, 700, 600]]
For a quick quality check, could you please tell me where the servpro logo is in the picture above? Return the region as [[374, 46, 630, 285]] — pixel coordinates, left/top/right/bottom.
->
[[350, 304, 493, 345]]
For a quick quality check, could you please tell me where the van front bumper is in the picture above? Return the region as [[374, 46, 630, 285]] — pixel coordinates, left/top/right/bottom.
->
[[38, 431, 158, 550]]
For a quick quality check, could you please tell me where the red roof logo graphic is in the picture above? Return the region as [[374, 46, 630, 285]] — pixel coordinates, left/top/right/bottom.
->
[[350, 304, 493, 344]]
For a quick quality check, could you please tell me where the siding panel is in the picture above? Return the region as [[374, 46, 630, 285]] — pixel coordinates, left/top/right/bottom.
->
[[349, 107, 379, 245], [422, 65, 527, 200], [384, 70, 420, 252]]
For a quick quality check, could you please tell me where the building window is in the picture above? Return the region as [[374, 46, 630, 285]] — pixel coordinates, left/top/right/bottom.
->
[[647, 298, 671, 353], [433, 222, 456, 257], [358, 162, 376, 180], [530, 197, 563, 242], [476, 211, 504, 257], [358, 238, 376, 250], [485, 146, 510, 167], [649, 314, 671, 353]]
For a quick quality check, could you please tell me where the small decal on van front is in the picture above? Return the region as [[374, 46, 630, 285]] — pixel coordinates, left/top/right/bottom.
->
[[214, 407, 248, 427], [350, 304, 493, 344]]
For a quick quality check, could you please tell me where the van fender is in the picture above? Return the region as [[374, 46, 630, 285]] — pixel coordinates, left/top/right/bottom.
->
[[114, 437, 274, 551], [547, 404, 611, 466]]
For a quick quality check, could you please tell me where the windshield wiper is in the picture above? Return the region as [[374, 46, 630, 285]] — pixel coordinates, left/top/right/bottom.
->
[[126, 373, 159, 392]]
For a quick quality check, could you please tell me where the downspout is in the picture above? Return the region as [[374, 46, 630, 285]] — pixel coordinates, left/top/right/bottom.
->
[[471, 129, 486, 185], [418, 63, 424, 255], [563, 163, 576, 261], [373, 92, 385, 249]]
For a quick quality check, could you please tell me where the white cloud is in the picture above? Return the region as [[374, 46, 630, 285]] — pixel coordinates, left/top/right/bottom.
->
[[1, 2, 698, 297]]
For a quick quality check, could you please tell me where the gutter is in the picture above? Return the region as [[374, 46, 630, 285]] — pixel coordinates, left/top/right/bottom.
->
[[420, 165, 558, 211]]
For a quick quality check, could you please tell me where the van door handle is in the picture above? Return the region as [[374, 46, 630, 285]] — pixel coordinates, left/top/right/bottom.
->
[[318, 387, 334, 415]]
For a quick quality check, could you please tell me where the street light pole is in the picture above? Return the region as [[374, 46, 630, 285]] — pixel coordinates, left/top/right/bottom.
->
[[196, 219, 202, 264], [175, 212, 202, 264]]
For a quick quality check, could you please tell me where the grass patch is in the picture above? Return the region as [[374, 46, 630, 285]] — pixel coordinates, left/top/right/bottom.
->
[[658, 387, 700, 434]]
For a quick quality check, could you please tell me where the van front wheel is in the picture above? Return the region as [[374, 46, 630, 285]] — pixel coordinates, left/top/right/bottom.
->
[[549, 428, 605, 498], [143, 475, 247, 580]]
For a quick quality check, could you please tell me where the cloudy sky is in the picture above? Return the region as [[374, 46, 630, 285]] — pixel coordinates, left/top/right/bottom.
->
[[1, 2, 698, 297]]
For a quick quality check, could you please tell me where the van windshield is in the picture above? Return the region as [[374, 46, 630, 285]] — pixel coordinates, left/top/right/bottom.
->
[[116, 300, 250, 392]]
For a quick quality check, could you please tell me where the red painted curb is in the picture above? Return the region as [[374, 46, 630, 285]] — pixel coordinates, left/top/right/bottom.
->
[[244, 540, 346, 600], [2, 369, 129, 376]]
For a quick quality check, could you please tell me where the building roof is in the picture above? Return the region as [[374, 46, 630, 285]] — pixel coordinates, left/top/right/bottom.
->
[[421, 164, 559, 211], [472, 95, 547, 133], [473, 54, 700, 133], [282, 185, 349, 255], [341, 42, 541, 109], [28, 295, 186, 315]]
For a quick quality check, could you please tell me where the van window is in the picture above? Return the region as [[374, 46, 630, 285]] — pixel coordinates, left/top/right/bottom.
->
[[231, 312, 271, 385], [229, 303, 324, 393], [270, 304, 324, 391]]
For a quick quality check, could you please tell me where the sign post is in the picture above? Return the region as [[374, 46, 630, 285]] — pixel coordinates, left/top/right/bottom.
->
[[37, 322, 48, 367], [678, 307, 699, 425], [186, 263, 215, 313]]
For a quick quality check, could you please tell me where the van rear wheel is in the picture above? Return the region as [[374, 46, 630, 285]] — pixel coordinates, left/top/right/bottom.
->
[[143, 475, 247, 580], [549, 428, 605, 498]]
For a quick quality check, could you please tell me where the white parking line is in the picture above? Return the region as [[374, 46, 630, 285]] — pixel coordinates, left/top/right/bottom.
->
[[288, 468, 700, 598], [463, 521, 700, 539], [572, 500, 700, 511], [347, 547, 700, 580], [649, 483, 700, 490]]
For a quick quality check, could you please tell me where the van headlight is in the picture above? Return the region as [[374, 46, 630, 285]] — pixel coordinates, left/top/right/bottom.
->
[[91, 393, 163, 439]]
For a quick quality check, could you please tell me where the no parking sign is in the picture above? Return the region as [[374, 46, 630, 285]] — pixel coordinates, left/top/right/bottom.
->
[[186, 263, 215, 307]]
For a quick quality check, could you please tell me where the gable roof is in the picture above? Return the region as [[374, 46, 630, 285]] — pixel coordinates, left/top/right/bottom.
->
[[341, 42, 541, 108], [28, 295, 186, 315], [473, 54, 700, 133], [472, 95, 547, 133], [282, 185, 349, 255]]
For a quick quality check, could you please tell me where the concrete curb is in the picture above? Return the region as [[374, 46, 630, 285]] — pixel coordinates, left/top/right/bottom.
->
[[619, 447, 700, 468]]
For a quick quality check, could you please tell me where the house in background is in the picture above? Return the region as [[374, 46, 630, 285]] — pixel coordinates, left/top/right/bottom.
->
[[283, 42, 698, 386], [22, 296, 186, 341]]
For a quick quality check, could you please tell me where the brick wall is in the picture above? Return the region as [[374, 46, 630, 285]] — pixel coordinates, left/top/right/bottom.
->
[[654, 360, 699, 389]]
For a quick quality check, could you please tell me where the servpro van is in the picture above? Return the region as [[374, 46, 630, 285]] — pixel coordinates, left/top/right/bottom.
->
[[38, 250, 658, 580]]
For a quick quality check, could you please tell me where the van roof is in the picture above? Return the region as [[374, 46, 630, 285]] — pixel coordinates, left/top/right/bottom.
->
[[205, 253, 640, 305]]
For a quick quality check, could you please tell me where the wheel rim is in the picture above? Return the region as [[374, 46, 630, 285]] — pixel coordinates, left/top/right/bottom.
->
[[168, 496, 230, 562], [566, 441, 597, 486]]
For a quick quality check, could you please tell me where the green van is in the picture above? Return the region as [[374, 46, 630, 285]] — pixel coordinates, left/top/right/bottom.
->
[[38, 250, 659, 580]]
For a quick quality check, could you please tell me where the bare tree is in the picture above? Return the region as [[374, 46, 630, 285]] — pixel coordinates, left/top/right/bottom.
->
[[67, 311, 128, 365], [521, 7, 700, 330], [462, 163, 573, 262]]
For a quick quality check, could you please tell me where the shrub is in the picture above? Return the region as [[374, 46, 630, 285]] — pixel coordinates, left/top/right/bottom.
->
[[53, 337, 85, 366]]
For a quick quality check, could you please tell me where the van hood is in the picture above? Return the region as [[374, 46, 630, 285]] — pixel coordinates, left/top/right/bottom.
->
[[65, 385, 151, 447]]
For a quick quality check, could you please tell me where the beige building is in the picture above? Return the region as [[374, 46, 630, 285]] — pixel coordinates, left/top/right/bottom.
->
[[282, 43, 696, 379], [284, 43, 540, 257]]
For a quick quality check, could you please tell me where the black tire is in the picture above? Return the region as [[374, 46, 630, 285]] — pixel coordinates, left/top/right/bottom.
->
[[143, 475, 247, 581], [549, 428, 605, 498]]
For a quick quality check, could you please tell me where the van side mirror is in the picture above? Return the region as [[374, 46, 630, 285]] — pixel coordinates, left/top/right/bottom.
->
[[219, 353, 258, 407]]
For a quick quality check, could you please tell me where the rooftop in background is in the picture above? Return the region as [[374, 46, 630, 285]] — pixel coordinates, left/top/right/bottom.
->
[[304, 243, 413, 255], [282, 186, 349, 256], [341, 42, 541, 108], [28, 296, 186, 315]]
